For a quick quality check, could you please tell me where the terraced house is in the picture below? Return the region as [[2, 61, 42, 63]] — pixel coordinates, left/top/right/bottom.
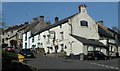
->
[[1, 23, 28, 48], [23, 5, 120, 57], [22, 16, 51, 50]]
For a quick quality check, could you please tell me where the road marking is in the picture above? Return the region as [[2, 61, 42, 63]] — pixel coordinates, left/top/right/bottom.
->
[[105, 65, 108, 67], [87, 62, 119, 70]]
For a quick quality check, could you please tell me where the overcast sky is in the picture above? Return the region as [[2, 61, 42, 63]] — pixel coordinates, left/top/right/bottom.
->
[[2, 2, 118, 29]]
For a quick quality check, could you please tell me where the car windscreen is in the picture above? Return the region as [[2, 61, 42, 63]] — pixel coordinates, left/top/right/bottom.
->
[[7, 47, 13, 48], [88, 51, 94, 54], [21, 49, 33, 53]]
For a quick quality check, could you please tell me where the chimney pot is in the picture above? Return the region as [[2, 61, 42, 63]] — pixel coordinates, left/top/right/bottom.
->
[[55, 17, 59, 22], [97, 21, 103, 25], [39, 16, 44, 22], [33, 18, 37, 23], [78, 4, 87, 13], [24, 22, 29, 24]]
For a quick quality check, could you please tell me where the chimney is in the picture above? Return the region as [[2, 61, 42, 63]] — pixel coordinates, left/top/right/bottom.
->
[[78, 4, 87, 13], [39, 16, 44, 22], [97, 21, 103, 25], [24, 22, 29, 24], [55, 17, 59, 22], [33, 18, 37, 23]]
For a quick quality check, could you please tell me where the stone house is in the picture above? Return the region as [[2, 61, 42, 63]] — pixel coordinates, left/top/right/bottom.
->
[[16, 22, 29, 49], [1, 24, 28, 47], [22, 16, 51, 49], [23, 5, 119, 57], [0, 28, 2, 45]]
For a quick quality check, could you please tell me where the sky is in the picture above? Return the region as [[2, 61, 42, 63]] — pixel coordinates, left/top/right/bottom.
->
[[2, 2, 118, 29]]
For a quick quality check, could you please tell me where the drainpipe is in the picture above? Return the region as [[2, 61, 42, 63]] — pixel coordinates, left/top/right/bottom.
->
[[68, 19, 72, 35], [107, 38, 110, 57]]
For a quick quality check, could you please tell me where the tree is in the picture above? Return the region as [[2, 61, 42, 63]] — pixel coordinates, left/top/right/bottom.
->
[[10, 40, 17, 48]]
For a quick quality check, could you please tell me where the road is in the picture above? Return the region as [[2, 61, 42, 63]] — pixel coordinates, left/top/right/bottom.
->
[[25, 54, 120, 70]]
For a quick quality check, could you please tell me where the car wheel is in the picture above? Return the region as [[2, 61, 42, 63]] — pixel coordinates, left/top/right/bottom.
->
[[94, 57, 98, 60], [104, 57, 107, 60], [109, 57, 111, 60]]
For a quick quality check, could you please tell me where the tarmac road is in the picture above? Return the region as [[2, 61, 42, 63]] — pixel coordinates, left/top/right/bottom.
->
[[25, 53, 120, 70]]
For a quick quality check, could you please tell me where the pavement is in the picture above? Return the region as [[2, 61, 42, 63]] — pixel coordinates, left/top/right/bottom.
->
[[25, 53, 120, 70]]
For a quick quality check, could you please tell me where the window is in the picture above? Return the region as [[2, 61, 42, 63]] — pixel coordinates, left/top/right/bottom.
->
[[3, 32, 4, 35], [43, 35, 46, 39], [60, 24, 62, 28], [38, 34, 40, 40], [113, 34, 116, 38], [60, 32, 64, 40], [11, 31, 13, 33], [32, 45, 36, 49], [47, 35, 50, 42], [80, 20, 88, 26], [32, 37, 34, 43], [25, 43, 27, 49], [60, 44, 64, 52], [2, 39, 4, 43], [25, 33, 27, 41], [6, 38, 8, 40], [49, 31, 55, 39]]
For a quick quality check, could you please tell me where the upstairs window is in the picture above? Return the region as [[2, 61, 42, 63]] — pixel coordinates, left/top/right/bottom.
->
[[25, 33, 27, 41], [2, 39, 4, 43], [25, 43, 27, 49], [80, 20, 88, 27], [60, 31, 64, 40], [32, 37, 34, 43], [11, 31, 13, 33], [38, 34, 40, 40], [3, 32, 4, 35]]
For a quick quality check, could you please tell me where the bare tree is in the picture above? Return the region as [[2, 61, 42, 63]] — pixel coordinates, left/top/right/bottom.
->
[[10, 40, 17, 48]]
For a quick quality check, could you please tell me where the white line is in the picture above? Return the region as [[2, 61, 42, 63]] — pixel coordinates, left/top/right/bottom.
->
[[101, 64, 105, 67], [88, 62, 119, 70], [105, 65, 109, 67], [110, 67, 114, 69]]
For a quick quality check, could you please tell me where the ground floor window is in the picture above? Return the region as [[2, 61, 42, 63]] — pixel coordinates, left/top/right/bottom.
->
[[55, 45, 58, 53], [93, 47, 96, 51], [32, 45, 36, 50], [60, 44, 64, 52]]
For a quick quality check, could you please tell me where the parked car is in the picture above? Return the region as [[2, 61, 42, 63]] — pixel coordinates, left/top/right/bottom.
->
[[5, 47, 15, 52], [19, 49, 34, 58], [87, 51, 109, 60]]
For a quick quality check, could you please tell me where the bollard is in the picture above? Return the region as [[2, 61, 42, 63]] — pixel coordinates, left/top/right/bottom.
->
[[18, 54, 25, 63]]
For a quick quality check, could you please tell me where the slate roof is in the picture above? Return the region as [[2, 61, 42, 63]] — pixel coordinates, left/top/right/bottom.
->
[[3, 24, 26, 32], [98, 25, 114, 38], [17, 24, 29, 32], [31, 21, 51, 36], [108, 28, 120, 36], [24, 21, 39, 33], [70, 34, 107, 47], [30, 13, 79, 38]]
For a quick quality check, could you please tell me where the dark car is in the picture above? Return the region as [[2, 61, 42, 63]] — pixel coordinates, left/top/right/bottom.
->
[[5, 47, 15, 52], [87, 51, 109, 60], [19, 49, 34, 58]]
